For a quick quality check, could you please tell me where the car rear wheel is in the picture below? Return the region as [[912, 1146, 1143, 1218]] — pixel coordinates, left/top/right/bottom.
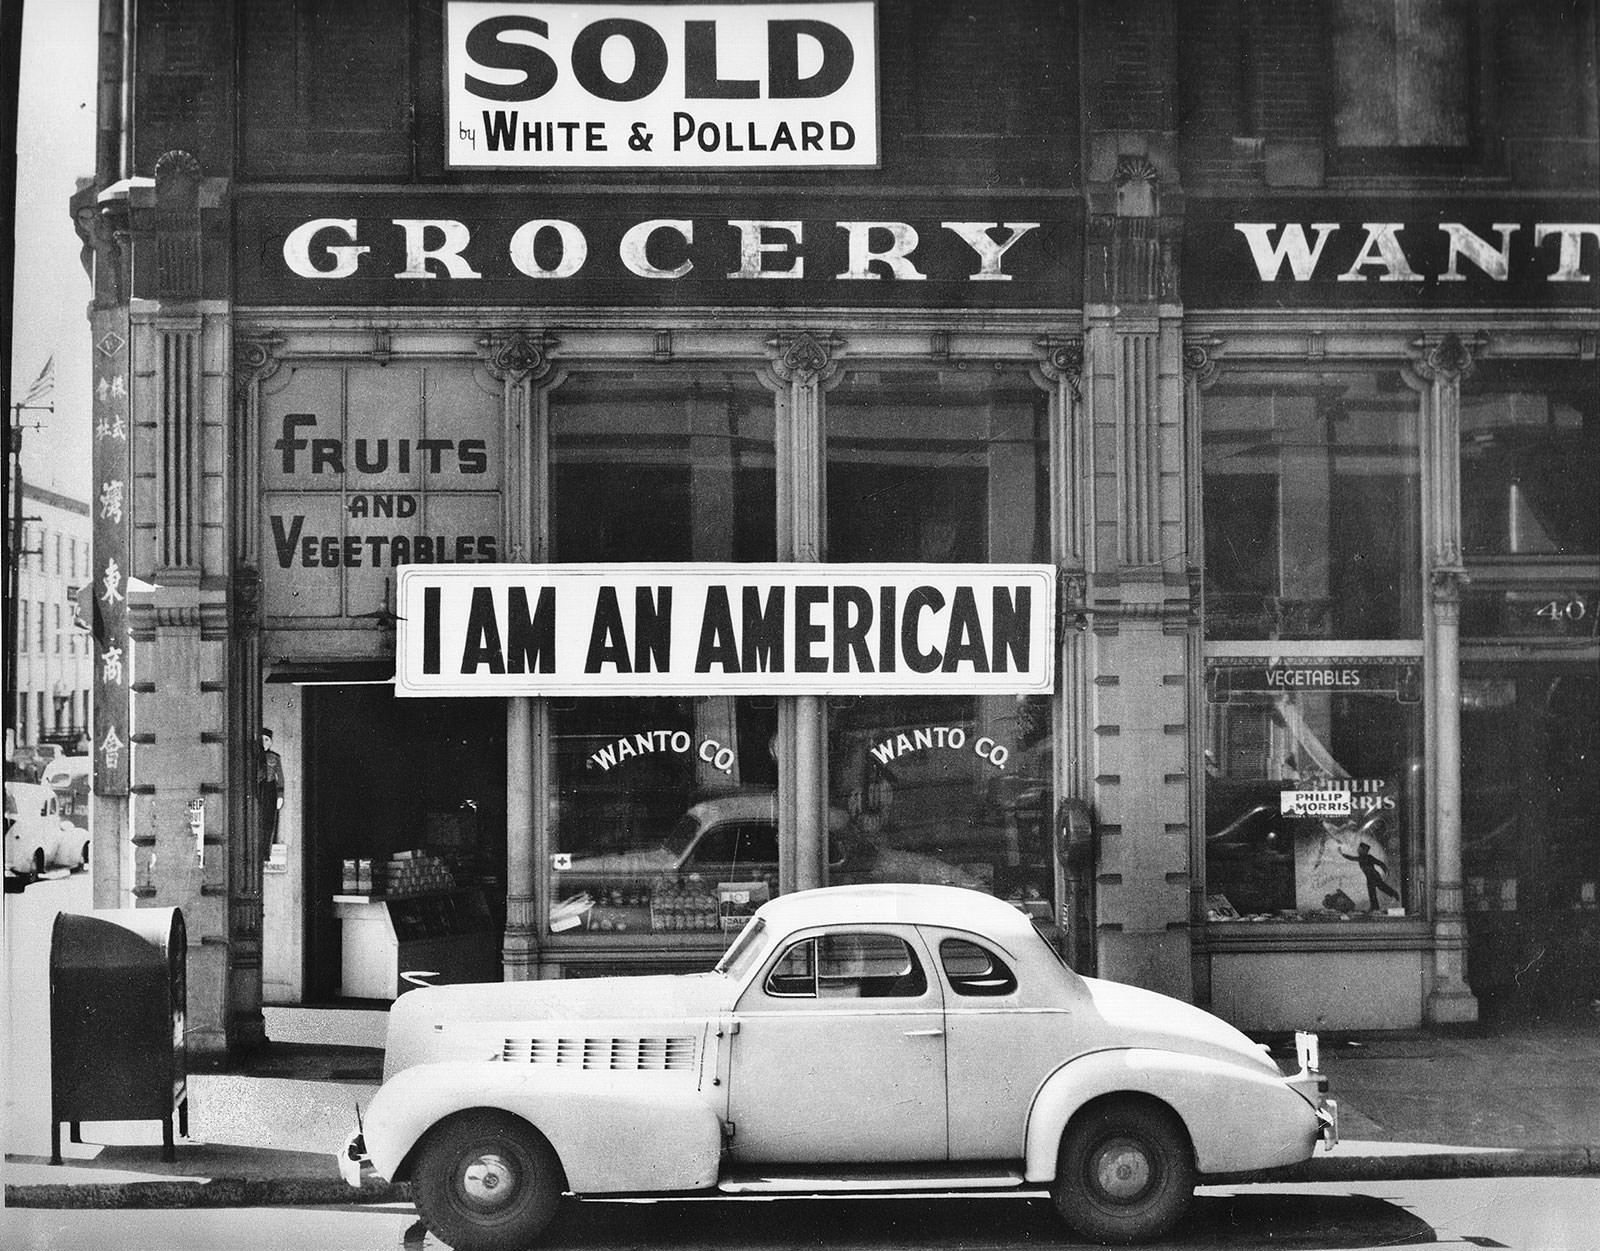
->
[[411, 1111, 565, 1251], [1052, 1097, 1195, 1244]]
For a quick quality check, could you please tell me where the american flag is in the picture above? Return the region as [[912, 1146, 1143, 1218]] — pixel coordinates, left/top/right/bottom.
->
[[19, 355, 54, 407]]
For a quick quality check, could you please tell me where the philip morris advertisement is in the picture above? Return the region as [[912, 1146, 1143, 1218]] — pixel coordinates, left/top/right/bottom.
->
[[395, 564, 1055, 697], [445, 1, 879, 169]]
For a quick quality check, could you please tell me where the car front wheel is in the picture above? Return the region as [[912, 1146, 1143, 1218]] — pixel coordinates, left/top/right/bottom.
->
[[411, 1111, 566, 1251], [1052, 1096, 1195, 1244]]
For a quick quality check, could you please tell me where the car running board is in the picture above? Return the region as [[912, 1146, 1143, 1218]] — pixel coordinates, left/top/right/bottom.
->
[[719, 1166, 1027, 1195]]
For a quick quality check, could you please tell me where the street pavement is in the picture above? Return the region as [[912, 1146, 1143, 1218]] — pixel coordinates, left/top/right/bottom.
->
[[5, 871, 1600, 1212]]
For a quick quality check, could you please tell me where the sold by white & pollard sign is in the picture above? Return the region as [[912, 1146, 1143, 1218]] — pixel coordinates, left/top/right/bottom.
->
[[446, 1, 878, 169]]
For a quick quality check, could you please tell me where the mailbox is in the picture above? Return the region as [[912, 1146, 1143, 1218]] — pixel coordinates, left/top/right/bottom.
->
[[49, 907, 189, 1163]]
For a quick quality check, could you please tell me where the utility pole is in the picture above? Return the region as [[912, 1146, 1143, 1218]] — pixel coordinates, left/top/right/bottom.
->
[[7, 386, 53, 747]]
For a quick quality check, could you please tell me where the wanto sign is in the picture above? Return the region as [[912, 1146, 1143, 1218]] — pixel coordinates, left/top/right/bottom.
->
[[395, 564, 1056, 697], [445, 1, 879, 169]]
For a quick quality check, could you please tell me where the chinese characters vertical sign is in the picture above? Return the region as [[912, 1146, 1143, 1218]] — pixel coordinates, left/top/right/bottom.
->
[[91, 309, 130, 795]]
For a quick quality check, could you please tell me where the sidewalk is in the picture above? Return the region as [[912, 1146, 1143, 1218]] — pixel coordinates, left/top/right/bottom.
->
[[6, 1008, 1600, 1209]]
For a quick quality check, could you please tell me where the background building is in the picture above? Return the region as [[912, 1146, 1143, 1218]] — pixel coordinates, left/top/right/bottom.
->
[[73, 0, 1597, 1056], [7, 481, 93, 766]]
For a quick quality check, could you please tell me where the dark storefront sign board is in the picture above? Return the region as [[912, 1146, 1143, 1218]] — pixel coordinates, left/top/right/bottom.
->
[[90, 308, 132, 797], [1185, 199, 1599, 309], [234, 192, 1082, 309]]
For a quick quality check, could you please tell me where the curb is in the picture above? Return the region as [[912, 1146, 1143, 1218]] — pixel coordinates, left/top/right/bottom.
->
[[4, 1177, 411, 1209], [8, 1148, 1600, 1209], [1207, 1146, 1600, 1186]]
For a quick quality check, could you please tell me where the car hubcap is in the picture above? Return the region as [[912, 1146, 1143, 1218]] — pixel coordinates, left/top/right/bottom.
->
[[1091, 1136, 1154, 1202], [460, 1151, 518, 1209]]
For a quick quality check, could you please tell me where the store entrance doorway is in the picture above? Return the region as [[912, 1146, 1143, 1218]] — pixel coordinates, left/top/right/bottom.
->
[[303, 687, 507, 1002], [1461, 663, 1599, 1021]]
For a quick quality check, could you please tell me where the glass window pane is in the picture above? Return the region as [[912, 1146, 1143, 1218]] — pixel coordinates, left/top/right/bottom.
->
[[1460, 363, 1599, 557], [551, 371, 775, 564], [1203, 370, 1421, 641], [546, 371, 780, 938], [549, 696, 779, 935], [828, 694, 1055, 915], [1204, 664, 1422, 920], [827, 369, 1049, 564], [1332, 0, 1470, 148], [940, 937, 1018, 996], [818, 933, 926, 997]]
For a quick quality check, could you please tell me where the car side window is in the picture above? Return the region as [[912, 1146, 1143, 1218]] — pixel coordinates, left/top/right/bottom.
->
[[939, 938, 1018, 997], [689, 821, 778, 866], [764, 933, 928, 999]]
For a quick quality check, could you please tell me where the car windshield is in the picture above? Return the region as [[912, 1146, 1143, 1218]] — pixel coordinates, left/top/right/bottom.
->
[[660, 812, 701, 857], [715, 916, 768, 981]]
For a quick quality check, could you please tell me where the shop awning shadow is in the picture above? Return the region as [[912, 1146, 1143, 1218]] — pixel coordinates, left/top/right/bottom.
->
[[538, 1191, 1437, 1249]]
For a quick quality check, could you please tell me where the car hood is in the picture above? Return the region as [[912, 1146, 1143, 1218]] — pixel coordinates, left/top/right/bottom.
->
[[383, 971, 729, 1078], [1077, 977, 1281, 1076]]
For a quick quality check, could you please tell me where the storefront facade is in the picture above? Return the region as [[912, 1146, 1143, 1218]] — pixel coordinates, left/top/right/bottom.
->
[[80, 0, 1597, 1055]]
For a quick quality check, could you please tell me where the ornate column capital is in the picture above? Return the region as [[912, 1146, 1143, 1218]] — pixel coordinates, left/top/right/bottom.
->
[[1408, 331, 1480, 384], [765, 330, 845, 384], [233, 332, 284, 396], [476, 329, 558, 384], [1034, 335, 1084, 396], [1182, 337, 1224, 389]]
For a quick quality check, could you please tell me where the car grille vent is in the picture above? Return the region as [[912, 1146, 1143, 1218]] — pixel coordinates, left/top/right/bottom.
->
[[501, 1035, 697, 1071]]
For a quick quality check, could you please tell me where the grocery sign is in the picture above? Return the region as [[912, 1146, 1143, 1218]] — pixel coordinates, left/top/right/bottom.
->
[[445, 1, 879, 169], [395, 564, 1055, 696]]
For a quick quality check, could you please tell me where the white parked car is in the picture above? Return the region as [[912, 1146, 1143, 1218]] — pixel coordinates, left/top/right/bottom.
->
[[5, 781, 79, 876], [341, 884, 1334, 1249]]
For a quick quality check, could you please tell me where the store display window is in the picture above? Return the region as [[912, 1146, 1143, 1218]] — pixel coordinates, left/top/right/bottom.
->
[[825, 368, 1054, 913], [546, 371, 779, 936], [828, 693, 1054, 917], [547, 696, 779, 936], [1460, 362, 1599, 558], [1201, 370, 1421, 641], [1203, 662, 1423, 922]]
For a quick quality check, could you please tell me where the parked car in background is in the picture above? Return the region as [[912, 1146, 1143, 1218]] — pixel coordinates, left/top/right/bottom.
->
[[6, 782, 60, 877], [341, 884, 1336, 1250], [42, 754, 92, 830]]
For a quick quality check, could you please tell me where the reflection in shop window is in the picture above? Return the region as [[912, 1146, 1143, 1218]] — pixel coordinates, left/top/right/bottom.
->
[[825, 369, 1054, 912], [828, 694, 1054, 916], [549, 697, 779, 936], [827, 369, 1050, 566], [1460, 363, 1599, 558], [546, 371, 781, 938], [550, 371, 776, 564], [1204, 664, 1423, 922], [1202, 371, 1421, 641]]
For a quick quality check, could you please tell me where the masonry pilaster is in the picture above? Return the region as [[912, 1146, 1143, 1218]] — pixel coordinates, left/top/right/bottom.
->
[[1082, 141, 1195, 1001]]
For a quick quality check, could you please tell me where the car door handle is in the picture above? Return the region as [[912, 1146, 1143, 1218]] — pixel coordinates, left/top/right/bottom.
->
[[903, 1028, 944, 1038]]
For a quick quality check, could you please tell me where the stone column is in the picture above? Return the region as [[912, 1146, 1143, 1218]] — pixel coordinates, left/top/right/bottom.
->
[[477, 331, 558, 980], [1409, 333, 1479, 1025], [765, 332, 842, 893]]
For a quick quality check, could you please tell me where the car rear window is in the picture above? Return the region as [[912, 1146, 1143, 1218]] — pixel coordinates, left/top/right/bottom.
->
[[939, 938, 1018, 996]]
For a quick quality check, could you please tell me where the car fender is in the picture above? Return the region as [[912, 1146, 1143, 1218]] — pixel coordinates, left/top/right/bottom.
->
[[363, 1060, 724, 1194], [1022, 1048, 1320, 1180]]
